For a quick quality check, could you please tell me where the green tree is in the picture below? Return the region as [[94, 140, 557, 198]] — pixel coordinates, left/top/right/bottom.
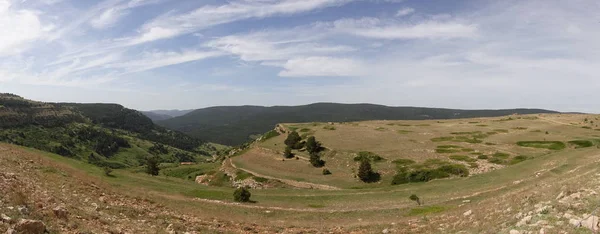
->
[[146, 156, 160, 176], [233, 187, 251, 202], [409, 194, 421, 206], [284, 131, 302, 148], [309, 152, 325, 167], [305, 136, 322, 154], [358, 159, 380, 182], [283, 146, 294, 158]]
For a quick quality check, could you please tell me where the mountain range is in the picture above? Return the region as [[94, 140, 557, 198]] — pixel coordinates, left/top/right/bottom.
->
[[148, 103, 560, 146]]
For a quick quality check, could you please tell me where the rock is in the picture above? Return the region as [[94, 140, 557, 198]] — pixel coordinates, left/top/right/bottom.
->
[[462, 200, 471, 203], [17, 206, 29, 215], [99, 196, 106, 203], [569, 219, 581, 227], [563, 213, 580, 220], [509, 230, 520, 234], [13, 219, 46, 234], [556, 191, 565, 200], [91, 203, 99, 211], [515, 212, 523, 219], [166, 224, 175, 234], [580, 215, 599, 231], [4, 228, 16, 234], [1, 214, 12, 223], [463, 210, 472, 216], [382, 228, 390, 234], [539, 228, 545, 234], [516, 216, 532, 227], [53, 206, 68, 219]]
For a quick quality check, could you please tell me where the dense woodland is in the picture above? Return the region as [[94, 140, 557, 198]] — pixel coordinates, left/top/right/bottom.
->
[[157, 103, 559, 145], [0, 94, 211, 169]]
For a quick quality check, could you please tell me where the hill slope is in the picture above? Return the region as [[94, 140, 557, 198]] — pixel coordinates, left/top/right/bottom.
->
[[158, 103, 559, 145], [0, 94, 210, 168]]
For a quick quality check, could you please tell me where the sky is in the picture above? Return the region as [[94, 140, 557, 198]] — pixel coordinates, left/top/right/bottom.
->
[[1, 0, 599, 112]]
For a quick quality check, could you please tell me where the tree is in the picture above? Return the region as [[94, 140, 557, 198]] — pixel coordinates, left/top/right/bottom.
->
[[306, 136, 322, 154], [146, 156, 160, 176], [284, 131, 302, 148], [283, 146, 294, 158], [309, 152, 325, 167], [358, 159, 380, 183], [409, 194, 421, 206], [233, 187, 251, 202]]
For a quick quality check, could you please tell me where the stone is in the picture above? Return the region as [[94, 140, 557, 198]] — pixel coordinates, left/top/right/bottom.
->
[[1, 214, 12, 223], [569, 219, 581, 227], [509, 230, 520, 234], [462, 200, 471, 203], [53, 206, 69, 219], [580, 215, 599, 231], [556, 191, 565, 200], [516, 216, 532, 227], [4, 228, 16, 234], [382, 228, 390, 234], [13, 219, 46, 234], [463, 210, 472, 216], [17, 206, 29, 215], [166, 224, 175, 234]]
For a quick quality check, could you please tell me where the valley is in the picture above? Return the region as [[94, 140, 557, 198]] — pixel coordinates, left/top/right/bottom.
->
[[3, 95, 600, 233]]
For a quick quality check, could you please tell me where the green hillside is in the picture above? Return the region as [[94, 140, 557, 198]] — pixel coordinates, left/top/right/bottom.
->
[[0, 94, 215, 169], [157, 103, 559, 145]]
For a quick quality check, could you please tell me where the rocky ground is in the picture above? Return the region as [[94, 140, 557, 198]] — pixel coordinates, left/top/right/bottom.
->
[[0, 145, 353, 234]]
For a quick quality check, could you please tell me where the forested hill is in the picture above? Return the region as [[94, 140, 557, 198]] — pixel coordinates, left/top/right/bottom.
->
[[158, 103, 559, 146]]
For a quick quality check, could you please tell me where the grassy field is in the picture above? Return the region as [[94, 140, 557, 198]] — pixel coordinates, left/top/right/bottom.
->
[[4, 113, 600, 232]]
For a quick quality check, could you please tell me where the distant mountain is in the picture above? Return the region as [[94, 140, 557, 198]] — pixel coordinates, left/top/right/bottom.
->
[[142, 111, 174, 122], [157, 103, 560, 146]]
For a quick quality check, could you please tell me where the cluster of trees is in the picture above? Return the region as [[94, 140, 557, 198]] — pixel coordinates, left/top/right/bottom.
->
[[283, 132, 326, 167]]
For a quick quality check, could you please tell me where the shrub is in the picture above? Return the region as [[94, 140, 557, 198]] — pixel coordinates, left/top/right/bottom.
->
[[233, 187, 251, 202], [449, 155, 476, 162], [284, 131, 301, 148], [509, 155, 529, 165], [568, 140, 594, 148], [305, 136, 322, 154], [322, 168, 332, 175], [409, 194, 421, 206], [309, 152, 325, 167], [103, 167, 113, 177], [392, 159, 416, 166], [492, 152, 510, 159], [477, 155, 489, 159], [391, 172, 410, 185], [283, 146, 294, 158], [323, 125, 336, 130], [261, 130, 280, 141], [353, 151, 385, 162], [437, 164, 469, 177], [146, 156, 160, 176], [517, 141, 566, 150], [358, 160, 380, 183], [488, 157, 506, 165]]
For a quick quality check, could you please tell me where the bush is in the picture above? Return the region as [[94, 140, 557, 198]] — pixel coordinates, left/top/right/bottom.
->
[[437, 164, 469, 177], [488, 157, 506, 165], [322, 168, 332, 175], [284, 131, 301, 148], [492, 152, 510, 159], [103, 167, 113, 176], [283, 146, 294, 158], [233, 187, 251, 202], [146, 156, 160, 176], [477, 155, 489, 159], [409, 194, 421, 206], [517, 141, 566, 150], [358, 159, 380, 183], [568, 140, 594, 148], [509, 155, 529, 165], [309, 152, 325, 167], [449, 155, 476, 162], [353, 151, 385, 162]]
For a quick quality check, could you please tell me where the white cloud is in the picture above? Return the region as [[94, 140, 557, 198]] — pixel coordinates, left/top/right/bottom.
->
[[332, 17, 478, 39], [107, 50, 223, 74], [395, 7, 414, 17], [278, 57, 365, 77], [0, 0, 49, 56], [90, 7, 130, 29], [129, 0, 355, 44]]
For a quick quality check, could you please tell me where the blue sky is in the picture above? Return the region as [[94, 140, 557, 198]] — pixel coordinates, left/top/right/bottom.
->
[[1, 0, 599, 112]]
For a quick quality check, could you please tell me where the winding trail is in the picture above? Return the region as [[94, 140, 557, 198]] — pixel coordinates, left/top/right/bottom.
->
[[225, 157, 342, 190]]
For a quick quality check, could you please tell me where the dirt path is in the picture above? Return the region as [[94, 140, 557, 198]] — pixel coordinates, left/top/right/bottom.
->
[[226, 157, 342, 190]]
